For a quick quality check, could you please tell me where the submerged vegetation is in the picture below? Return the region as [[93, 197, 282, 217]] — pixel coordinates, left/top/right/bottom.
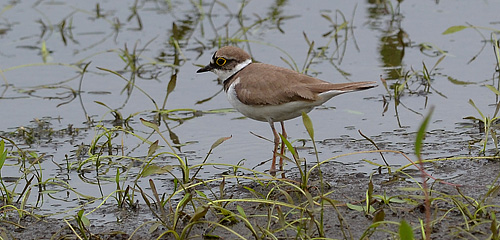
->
[[1, 0, 500, 239]]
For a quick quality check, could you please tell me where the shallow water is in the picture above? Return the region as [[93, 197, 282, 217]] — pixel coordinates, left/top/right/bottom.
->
[[1, 0, 499, 218]]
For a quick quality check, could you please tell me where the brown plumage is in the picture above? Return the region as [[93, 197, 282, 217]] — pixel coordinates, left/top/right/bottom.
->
[[197, 46, 377, 176], [224, 63, 376, 106]]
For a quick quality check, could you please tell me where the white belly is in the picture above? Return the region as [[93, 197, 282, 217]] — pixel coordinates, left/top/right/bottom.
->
[[228, 95, 316, 122], [226, 78, 344, 122]]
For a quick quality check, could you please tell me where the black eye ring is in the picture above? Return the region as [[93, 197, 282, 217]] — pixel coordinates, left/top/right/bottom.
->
[[216, 57, 226, 66]]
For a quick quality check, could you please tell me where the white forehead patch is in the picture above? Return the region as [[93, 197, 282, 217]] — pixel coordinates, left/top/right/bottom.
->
[[210, 52, 217, 64]]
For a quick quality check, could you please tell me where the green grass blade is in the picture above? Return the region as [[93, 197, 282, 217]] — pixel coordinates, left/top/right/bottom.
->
[[211, 136, 232, 150], [279, 133, 298, 160], [302, 112, 314, 140], [399, 219, 414, 240], [486, 84, 500, 96], [415, 106, 434, 159], [468, 99, 485, 120], [140, 118, 160, 132], [0, 140, 6, 170]]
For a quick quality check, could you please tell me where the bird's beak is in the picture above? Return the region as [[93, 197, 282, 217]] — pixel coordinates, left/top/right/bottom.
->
[[196, 64, 213, 73]]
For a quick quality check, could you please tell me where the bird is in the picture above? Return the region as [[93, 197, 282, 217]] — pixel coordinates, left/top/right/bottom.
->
[[197, 46, 376, 176]]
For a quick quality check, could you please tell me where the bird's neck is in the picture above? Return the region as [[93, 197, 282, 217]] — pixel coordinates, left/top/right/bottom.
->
[[222, 59, 252, 91]]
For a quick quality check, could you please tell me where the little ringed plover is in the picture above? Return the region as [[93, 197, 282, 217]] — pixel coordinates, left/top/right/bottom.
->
[[197, 46, 376, 176]]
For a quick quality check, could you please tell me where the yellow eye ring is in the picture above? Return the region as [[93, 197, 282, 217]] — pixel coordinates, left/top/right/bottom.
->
[[216, 57, 226, 66]]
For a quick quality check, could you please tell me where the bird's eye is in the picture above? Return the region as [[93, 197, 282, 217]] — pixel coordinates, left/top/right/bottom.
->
[[216, 57, 227, 66]]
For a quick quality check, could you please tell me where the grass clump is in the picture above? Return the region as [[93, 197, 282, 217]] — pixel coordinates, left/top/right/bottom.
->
[[3, 98, 500, 239]]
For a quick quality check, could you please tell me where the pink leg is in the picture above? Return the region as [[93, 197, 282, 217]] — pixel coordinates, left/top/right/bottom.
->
[[279, 121, 287, 176], [268, 120, 279, 176]]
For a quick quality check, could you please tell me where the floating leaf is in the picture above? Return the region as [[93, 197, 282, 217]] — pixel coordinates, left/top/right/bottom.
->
[[463, 116, 480, 121], [141, 164, 174, 177], [442, 25, 468, 35], [447, 76, 475, 85], [346, 109, 364, 115]]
